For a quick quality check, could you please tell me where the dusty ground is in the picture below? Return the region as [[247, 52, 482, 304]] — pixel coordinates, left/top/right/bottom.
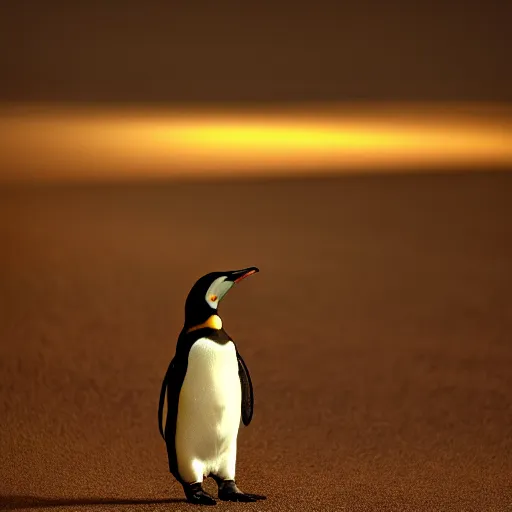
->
[[1, 172, 511, 511]]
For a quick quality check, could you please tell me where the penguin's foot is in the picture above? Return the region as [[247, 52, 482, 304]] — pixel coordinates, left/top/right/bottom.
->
[[183, 482, 217, 506], [217, 480, 266, 502]]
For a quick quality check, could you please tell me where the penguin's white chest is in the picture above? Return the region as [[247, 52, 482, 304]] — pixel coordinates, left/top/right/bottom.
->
[[175, 337, 242, 482]]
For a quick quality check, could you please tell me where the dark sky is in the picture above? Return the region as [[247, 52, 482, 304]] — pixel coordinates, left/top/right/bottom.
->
[[1, 1, 511, 104]]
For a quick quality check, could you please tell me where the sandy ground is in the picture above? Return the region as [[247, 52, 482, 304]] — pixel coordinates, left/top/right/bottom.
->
[[1, 172, 511, 511]]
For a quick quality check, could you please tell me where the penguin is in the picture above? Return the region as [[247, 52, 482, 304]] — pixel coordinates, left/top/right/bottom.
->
[[158, 267, 266, 505]]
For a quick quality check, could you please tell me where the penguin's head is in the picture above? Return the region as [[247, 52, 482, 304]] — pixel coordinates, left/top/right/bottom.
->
[[184, 266, 259, 332]]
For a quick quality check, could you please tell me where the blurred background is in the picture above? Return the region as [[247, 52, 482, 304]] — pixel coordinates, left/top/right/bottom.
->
[[1, 2, 512, 511], [0, 1, 511, 180]]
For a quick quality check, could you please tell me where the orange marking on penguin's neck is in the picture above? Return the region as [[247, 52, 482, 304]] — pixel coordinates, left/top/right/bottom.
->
[[187, 314, 223, 333]]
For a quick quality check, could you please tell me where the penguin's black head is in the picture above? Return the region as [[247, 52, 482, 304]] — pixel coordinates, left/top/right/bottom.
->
[[184, 266, 259, 330]]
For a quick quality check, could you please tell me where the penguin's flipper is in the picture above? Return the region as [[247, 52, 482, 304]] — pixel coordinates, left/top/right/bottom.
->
[[158, 354, 187, 482], [158, 359, 173, 440], [236, 351, 254, 426]]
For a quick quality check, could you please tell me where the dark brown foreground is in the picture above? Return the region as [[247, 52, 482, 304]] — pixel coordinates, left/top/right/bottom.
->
[[1, 172, 511, 511]]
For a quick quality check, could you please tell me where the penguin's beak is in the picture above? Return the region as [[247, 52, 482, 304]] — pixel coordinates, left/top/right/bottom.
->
[[229, 267, 259, 283]]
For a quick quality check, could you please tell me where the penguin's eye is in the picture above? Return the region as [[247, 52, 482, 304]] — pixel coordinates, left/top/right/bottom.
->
[[210, 294, 218, 302]]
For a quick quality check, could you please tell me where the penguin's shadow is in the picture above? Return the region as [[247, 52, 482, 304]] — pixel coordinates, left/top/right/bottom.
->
[[0, 494, 185, 510]]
